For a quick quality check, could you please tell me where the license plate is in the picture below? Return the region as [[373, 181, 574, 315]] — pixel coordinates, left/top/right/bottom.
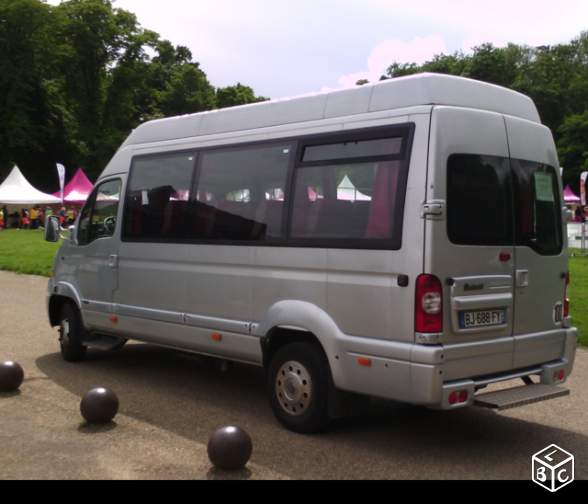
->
[[459, 309, 506, 329]]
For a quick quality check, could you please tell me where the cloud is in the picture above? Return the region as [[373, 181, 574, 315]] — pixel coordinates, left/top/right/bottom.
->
[[338, 35, 448, 88]]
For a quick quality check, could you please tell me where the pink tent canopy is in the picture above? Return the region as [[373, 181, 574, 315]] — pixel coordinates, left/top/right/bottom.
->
[[54, 168, 94, 204], [564, 185, 581, 203]]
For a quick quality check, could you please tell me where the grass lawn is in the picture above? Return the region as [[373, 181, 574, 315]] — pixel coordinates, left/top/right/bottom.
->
[[0, 230, 586, 345], [568, 252, 588, 346], [0, 229, 61, 277]]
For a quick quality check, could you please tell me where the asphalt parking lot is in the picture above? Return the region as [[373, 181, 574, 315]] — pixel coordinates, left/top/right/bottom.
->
[[0, 270, 586, 480]]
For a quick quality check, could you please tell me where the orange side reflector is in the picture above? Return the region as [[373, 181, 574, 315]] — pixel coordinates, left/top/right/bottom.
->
[[109, 315, 118, 324], [212, 333, 223, 342], [357, 358, 372, 368]]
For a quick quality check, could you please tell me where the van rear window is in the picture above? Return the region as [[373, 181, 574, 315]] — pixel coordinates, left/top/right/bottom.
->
[[447, 155, 514, 246], [447, 155, 563, 255], [512, 160, 563, 255]]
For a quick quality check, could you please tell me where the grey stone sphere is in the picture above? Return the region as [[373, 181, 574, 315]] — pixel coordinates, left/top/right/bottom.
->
[[0, 361, 24, 392], [80, 387, 119, 424], [207, 426, 253, 470]]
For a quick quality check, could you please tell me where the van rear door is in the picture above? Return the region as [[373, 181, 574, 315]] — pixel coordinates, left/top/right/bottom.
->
[[504, 116, 568, 368], [425, 107, 516, 376]]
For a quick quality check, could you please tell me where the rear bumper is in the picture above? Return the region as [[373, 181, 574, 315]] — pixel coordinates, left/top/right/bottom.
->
[[334, 327, 577, 408]]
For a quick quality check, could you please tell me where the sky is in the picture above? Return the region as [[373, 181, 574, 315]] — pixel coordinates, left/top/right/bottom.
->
[[47, 0, 588, 99]]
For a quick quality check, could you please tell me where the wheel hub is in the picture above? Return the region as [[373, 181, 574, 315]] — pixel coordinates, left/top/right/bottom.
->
[[275, 361, 312, 417], [60, 319, 70, 345]]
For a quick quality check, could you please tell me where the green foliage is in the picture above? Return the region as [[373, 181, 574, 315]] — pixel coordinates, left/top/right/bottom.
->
[[216, 83, 268, 109], [0, 0, 266, 189], [558, 111, 588, 185], [379, 33, 588, 192]]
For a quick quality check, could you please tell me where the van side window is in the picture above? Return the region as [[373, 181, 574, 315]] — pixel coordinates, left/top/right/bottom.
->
[[447, 155, 514, 246], [302, 137, 403, 163], [290, 130, 410, 248], [193, 144, 291, 241], [512, 160, 563, 255], [291, 161, 402, 241], [78, 179, 122, 246], [123, 153, 195, 241]]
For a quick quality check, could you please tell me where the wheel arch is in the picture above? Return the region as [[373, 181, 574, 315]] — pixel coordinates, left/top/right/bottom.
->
[[256, 300, 345, 386], [48, 282, 82, 327]]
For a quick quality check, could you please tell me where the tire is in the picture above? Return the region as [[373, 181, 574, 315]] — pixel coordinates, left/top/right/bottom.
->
[[267, 342, 330, 434], [58, 302, 87, 362]]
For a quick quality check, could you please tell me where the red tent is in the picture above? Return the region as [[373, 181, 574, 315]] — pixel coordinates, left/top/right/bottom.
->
[[564, 185, 581, 203], [54, 168, 94, 205]]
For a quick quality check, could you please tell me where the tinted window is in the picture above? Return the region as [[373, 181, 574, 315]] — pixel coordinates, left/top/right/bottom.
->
[[78, 179, 121, 246], [193, 144, 291, 241], [123, 152, 195, 241], [291, 160, 404, 242], [513, 160, 562, 255], [447, 155, 514, 246], [303, 137, 403, 163]]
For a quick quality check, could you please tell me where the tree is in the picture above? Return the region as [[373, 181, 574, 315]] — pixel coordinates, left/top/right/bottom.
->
[[216, 83, 268, 109], [0, 0, 268, 189], [0, 0, 62, 188], [559, 111, 588, 191]]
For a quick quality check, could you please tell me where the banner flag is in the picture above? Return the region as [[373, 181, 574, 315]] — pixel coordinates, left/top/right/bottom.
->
[[56, 163, 66, 204]]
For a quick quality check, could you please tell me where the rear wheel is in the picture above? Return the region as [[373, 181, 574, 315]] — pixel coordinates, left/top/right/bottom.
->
[[267, 342, 330, 434], [59, 302, 87, 362]]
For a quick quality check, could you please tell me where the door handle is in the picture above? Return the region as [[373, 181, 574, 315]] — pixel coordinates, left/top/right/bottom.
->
[[516, 270, 529, 288], [108, 254, 119, 269]]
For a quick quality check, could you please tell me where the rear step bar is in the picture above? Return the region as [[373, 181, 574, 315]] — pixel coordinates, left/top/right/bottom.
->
[[475, 384, 570, 411]]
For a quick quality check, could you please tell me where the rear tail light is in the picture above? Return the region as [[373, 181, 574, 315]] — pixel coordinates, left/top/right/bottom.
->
[[554, 370, 565, 382], [449, 390, 469, 405], [564, 272, 570, 318], [416, 274, 443, 333]]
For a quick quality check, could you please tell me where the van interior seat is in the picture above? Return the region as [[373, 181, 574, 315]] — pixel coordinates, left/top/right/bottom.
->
[[255, 199, 284, 238], [214, 200, 266, 240], [315, 200, 354, 238], [161, 200, 189, 238]]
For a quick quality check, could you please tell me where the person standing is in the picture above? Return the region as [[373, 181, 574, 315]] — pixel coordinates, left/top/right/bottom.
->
[[30, 206, 38, 229], [38, 207, 45, 227], [59, 207, 66, 227], [21, 209, 30, 229], [66, 207, 75, 225]]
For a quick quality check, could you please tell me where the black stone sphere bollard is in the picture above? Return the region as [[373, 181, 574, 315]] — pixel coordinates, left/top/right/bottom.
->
[[0, 361, 24, 392], [207, 426, 253, 470], [80, 387, 119, 424]]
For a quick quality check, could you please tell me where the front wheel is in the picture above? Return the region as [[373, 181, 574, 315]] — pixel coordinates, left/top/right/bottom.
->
[[59, 302, 87, 362], [267, 342, 330, 434]]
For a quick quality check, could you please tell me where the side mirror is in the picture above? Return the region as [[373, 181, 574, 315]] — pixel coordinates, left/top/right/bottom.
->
[[68, 225, 77, 244], [44, 216, 60, 243]]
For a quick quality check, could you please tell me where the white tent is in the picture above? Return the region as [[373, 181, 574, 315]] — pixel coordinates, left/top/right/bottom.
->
[[337, 175, 372, 202], [0, 166, 61, 205]]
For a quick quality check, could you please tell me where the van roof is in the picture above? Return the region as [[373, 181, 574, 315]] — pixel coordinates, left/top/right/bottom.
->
[[122, 73, 541, 147]]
